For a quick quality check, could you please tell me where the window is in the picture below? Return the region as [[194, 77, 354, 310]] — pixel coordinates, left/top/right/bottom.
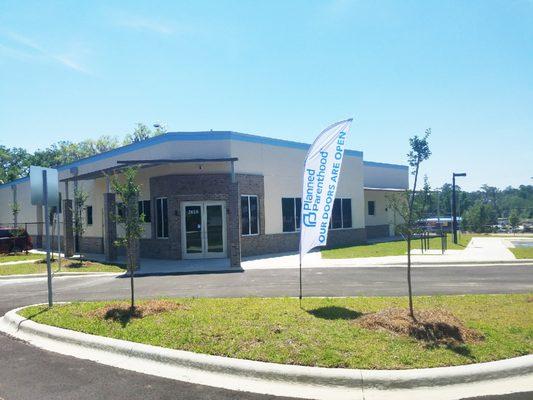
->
[[116, 202, 125, 218], [138, 200, 151, 223], [282, 197, 301, 232], [342, 198, 352, 228], [241, 195, 259, 235], [86, 206, 93, 225], [368, 200, 375, 216], [331, 199, 342, 229], [156, 197, 168, 238], [329, 198, 352, 229]]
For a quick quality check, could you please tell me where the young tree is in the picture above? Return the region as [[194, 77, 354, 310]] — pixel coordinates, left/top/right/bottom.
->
[[509, 209, 520, 232], [73, 187, 88, 265], [11, 201, 20, 227], [387, 129, 431, 320], [9, 201, 25, 253], [111, 168, 144, 311]]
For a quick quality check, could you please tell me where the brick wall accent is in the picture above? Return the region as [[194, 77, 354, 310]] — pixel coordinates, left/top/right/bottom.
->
[[147, 173, 264, 260], [103, 193, 117, 261], [228, 181, 241, 267], [63, 199, 75, 257], [241, 228, 367, 257], [366, 224, 390, 239], [79, 236, 104, 254]]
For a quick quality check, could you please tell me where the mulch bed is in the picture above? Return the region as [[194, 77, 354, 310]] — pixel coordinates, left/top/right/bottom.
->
[[358, 307, 484, 345], [88, 300, 190, 323]]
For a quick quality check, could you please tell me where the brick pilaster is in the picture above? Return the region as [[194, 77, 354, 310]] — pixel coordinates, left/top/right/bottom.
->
[[103, 193, 117, 261], [228, 181, 241, 268], [63, 199, 75, 257]]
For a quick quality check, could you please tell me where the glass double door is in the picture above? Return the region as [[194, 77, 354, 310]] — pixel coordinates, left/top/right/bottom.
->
[[181, 201, 227, 259]]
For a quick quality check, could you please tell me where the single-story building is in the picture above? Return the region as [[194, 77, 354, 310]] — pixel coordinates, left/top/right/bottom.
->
[[0, 131, 408, 267]]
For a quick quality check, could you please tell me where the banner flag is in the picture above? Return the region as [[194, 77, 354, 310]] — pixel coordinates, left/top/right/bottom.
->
[[299, 118, 353, 258]]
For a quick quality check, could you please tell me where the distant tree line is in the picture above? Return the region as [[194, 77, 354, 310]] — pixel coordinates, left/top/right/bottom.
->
[[420, 183, 532, 232], [0, 123, 165, 184]]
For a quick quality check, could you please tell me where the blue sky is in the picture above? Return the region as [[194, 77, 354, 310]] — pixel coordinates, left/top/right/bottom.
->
[[0, 0, 531, 191]]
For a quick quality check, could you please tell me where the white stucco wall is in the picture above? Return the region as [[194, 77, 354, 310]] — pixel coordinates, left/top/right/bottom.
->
[[230, 140, 365, 234], [363, 162, 409, 189], [364, 189, 404, 235]]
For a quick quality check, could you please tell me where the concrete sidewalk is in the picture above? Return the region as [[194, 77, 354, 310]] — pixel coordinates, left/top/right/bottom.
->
[[242, 237, 524, 270], [30, 236, 530, 275], [81, 253, 238, 275]]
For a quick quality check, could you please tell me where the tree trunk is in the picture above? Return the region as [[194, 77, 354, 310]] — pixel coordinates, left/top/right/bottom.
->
[[407, 235, 415, 320], [406, 159, 420, 322], [128, 238, 135, 311], [130, 266, 135, 310]]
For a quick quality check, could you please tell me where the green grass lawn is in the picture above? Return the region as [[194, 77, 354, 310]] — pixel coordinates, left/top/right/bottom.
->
[[19, 294, 532, 369], [509, 247, 533, 259], [0, 253, 44, 263], [0, 259, 126, 275], [322, 233, 473, 259]]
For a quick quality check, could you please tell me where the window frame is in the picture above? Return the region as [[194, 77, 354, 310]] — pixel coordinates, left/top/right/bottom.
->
[[241, 195, 260, 236], [86, 205, 93, 226], [138, 200, 151, 223], [368, 200, 376, 216], [281, 197, 302, 233], [329, 198, 352, 230], [155, 197, 168, 239]]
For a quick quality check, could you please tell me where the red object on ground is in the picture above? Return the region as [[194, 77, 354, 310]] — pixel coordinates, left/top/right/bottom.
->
[[0, 227, 33, 254]]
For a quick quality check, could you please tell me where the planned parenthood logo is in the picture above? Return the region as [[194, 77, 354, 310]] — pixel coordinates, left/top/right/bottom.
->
[[302, 131, 346, 241]]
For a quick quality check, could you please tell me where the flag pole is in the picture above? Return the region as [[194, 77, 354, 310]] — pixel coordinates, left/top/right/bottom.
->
[[299, 249, 303, 306], [298, 224, 303, 307]]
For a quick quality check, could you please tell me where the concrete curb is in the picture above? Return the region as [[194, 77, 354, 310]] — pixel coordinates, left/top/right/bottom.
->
[[1, 304, 532, 400], [0, 272, 122, 280], [377, 260, 533, 267], [328, 259, 533, 266]]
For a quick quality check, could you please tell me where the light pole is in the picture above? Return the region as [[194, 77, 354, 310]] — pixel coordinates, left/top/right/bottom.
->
[[452, 172, 466, 244], [153, 122, 167, 134]]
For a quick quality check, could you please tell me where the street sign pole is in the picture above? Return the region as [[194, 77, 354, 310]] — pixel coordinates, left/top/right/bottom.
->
[[43, 170, 53, 307], [57, 212, 62, 272]]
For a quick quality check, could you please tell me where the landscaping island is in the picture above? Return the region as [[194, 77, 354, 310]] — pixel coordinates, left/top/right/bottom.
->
[[510, 247, 533, 259], [19, 294, 531, 369], [0, 259, 126, 275]]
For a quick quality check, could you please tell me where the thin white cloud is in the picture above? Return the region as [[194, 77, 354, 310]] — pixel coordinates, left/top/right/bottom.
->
[[117, 16, 174, 35], [0, 30, 92, 75], [53, 54, 92, 74]]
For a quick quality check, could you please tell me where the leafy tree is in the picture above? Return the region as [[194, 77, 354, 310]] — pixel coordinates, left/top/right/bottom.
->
[[388, 128, 431, 320], [124, 123, 152, 144], [0, 146, 30, 184], [509, 209, 520, 231], [73, 187, 88, 265], [420, 175, 432, 218], [462, 201, 497, 232], [123, 123, 166, 145], [111, 168, 144, 311], [78, 136, 120, 155]]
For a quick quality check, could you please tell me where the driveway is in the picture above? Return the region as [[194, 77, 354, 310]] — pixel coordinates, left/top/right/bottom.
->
[[0, 264, 532, 400]]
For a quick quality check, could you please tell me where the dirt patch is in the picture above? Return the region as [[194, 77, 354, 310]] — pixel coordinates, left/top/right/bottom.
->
[[358, 307, 484, 345], [88, 300, 189, 323]]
